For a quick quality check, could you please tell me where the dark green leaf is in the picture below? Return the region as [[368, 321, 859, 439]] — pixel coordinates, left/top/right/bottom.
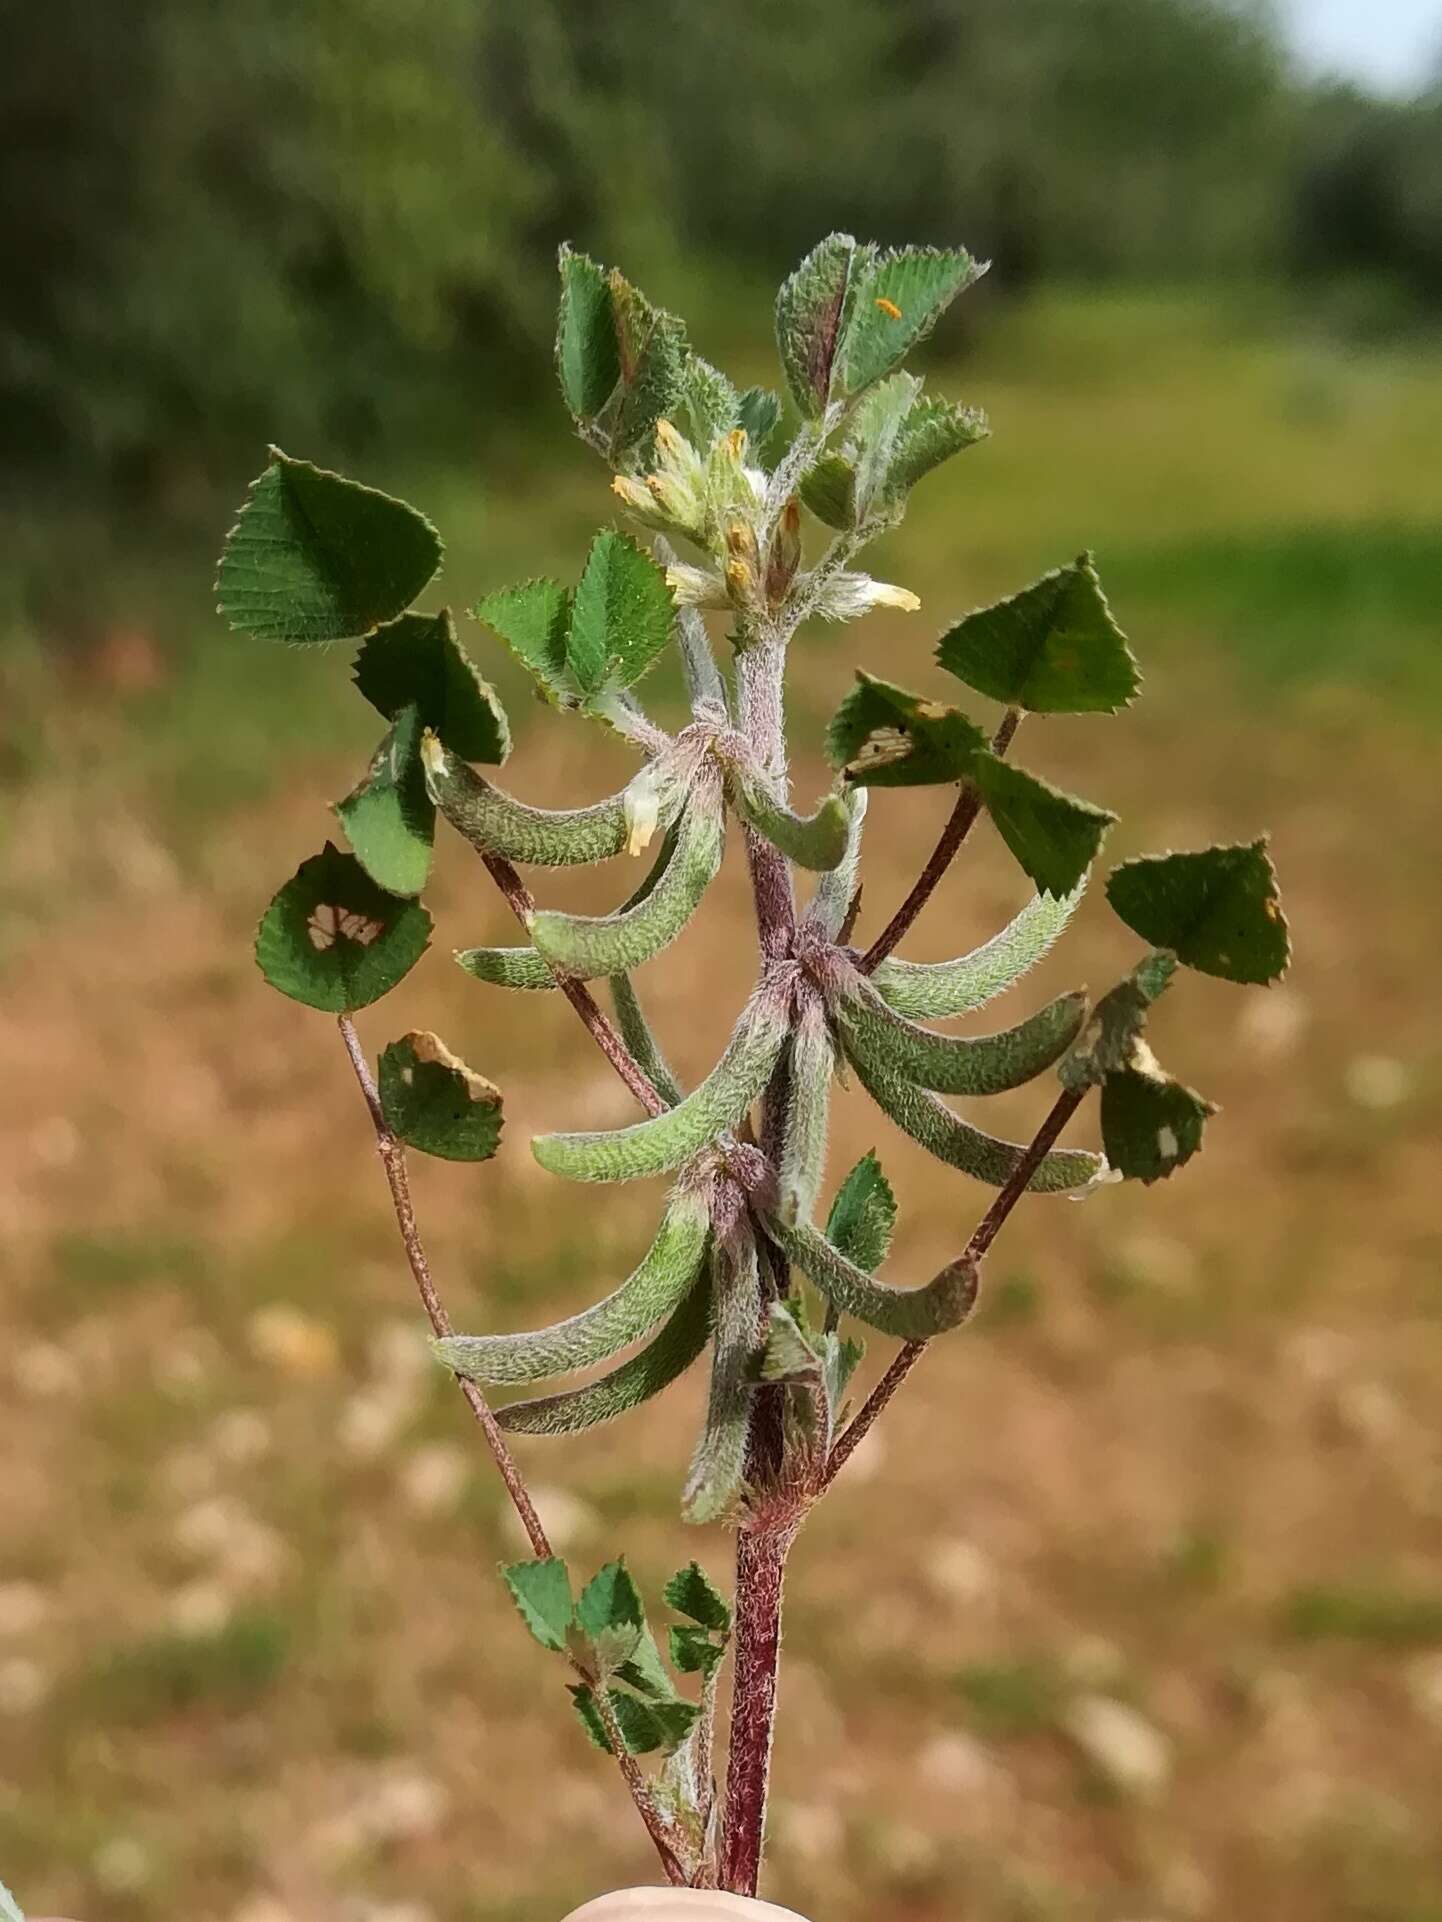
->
[[1060, 950, 1178, 1090], [1100, 1066, 1214, 1184], [1106, 840, 1290, 984], [609, 271, 690, 465], [800, 454, 859, 530], [472, 578, 571, 704], [664, 1560, 731, 1631], [556, 246, 620, 423], [614, 1626, 681, 1701], [378, 1031, 503, 1163], [501, 1558, 573, 1653], [736, 386, 782, 451], [775, 233, 870, 417], [682, 355, 741, 447], [937, 554, 1139, 714], [669, 1624, 724, 1677], [353, 610, 510, 764], [335, 707, 435, 897], [254, 844, 431, 1012], [570, 1684, 698, 1757], [969, 754, 1115, 897], [217, 449, 441, 644], [884, 395, 988, 502], [576, 1560, 646, 1643], [827, 672, 988, 787], [838, 246, 984, 399], [568, 531, 676, 694], [824, 1152, 896, 1274]]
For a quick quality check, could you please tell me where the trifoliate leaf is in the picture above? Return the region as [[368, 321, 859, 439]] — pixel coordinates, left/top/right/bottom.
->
[[1100, 1064, 1215, 1184], [824, 1151, 897, 1273], [557, 246, 621, 423], [568, 531, 676, 695], [217, 449, 441, 644], [335, 707, 434, 897], [501, 1557, 573, 1653], [736, 386, 782, 452], [664, 1560, 731, 1632], [353, 610, 510, 764], [569, 1684, 699, 1756], [826, 672, 988, 787], [669, 1623, 724, 1676], [969, 754, 1115, 897], [838, 246, 985, 399], [377, 1031, 503, 1163], [884, 395, 988, 503], [1105, 840, 1290, 984], [936, 554, 1139, 714], [472, 578, 571, 706], [800, 453, 859, 530], [775, 233, 871, 417], [254, 844, 431, 1012]]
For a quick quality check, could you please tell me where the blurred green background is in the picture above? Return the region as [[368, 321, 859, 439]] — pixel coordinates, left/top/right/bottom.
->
[[3, 4, 1442, 1921]]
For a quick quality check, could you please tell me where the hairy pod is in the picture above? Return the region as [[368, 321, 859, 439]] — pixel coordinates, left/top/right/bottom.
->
[[530, 777, 724, 979], [839, 977, 1088, 1096], [435, 1181, 711, 1383], [843, 1036, 1102, 1192], [767, 1216, 977, 1339], [682, 1227, 763, 1523], [455, 943, 556, 991], [728, 764, 850, 872], [869, 883, 1084, 1020], [776, 992, 834, 1225], [496, 1274, 713, 1435], [532, 982, 793, 1182], [805, 787, 867, 939], [423, 733, 634, 866]]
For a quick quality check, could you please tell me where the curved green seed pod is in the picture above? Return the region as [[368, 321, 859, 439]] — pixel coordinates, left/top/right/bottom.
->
[[776, 994, 834, 1225], [766, 1216, 976, 1340], [434, 1184, 710, 1384], [729, 768, 850, 872], [610, 973, 683, 1107], [870, 884, 1082, 1020], [838, 979, 1088, 1097], [532, 987, 790, 1184], [682, 1234, 763, 1524], [530, 784, 724, 979], [806, 788, 867, 939], [455, 944, 556, 991], [423, 733, 631, 867], [843, 1036, 1101, 1192], [496, 1274, 712, 1436]]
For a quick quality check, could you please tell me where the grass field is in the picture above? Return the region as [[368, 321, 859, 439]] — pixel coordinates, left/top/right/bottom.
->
[[1, 288, 1441, 1922]]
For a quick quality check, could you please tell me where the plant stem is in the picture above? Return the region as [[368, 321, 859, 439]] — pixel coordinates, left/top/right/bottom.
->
[[734, 634, 796, 963], [720, 1519, 797, 1896], [822, 1082, 1087, 1486], [861, 707, 1021, 971], [479, 848, 667, 1117], [337, 1015, 689, 1885]]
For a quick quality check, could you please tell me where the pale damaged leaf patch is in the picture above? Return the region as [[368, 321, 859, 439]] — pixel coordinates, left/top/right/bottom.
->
[[255, 844, 431, 1012]]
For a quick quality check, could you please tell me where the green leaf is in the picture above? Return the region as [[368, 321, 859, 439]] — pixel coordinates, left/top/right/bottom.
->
[[838, 246, 984, 399], [615, 1624, 681, 1702], [758, 1298, 823, 1382], [377, 1031, 503, 1163], [608, 269, 691, 466], [1060, 950, 1178, 1090], [254, 844, 431, 1013], [353, 610, 510, 764], [335, 706, 435, 897], [501, 1557, 573, 1653], [557, 246, 621, 423], [1105, 840, 1290, 984], [575, 1560, 646, 1673], [826, 672, 988, 788], [969, 754, 1115, 897], [736, 386, 782, 451], [570, 1684, 699, 1757], [568, 531, 676, 696], [825, 1152, 896, 1274], [1100, 1065, 1214, 1184], [669, 1623, 724, 1677], [682, 354, 742, 447], [775, 233, 871, 417], [473, 578, 572, 705], [800, 453, 859, 530], [664, 1560, 731, 1631], [217, 449, 441, 644], [884, 394, 988, 502], [936, 554, 1139, 714]]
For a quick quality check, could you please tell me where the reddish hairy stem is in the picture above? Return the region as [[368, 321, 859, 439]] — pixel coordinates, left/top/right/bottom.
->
[[823, 1082, 1087, 1486], [337, 1016, 688, 1884], [720, 1521, 797, 1896], [861, 707, 1021, 972]]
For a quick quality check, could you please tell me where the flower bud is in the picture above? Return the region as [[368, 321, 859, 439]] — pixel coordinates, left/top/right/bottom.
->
[[765, 498, 802, 609], [813, 571, 922, 623]]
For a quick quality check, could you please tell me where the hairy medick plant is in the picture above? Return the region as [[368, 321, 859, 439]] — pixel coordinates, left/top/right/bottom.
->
[[216, 233, 1291, 1900]]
